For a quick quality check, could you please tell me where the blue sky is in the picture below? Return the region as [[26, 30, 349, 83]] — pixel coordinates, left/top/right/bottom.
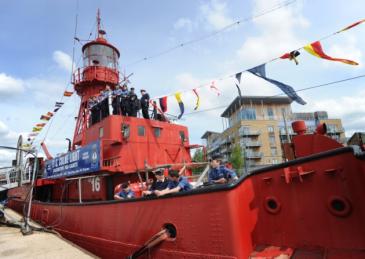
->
[[0, 0, 365, 165]]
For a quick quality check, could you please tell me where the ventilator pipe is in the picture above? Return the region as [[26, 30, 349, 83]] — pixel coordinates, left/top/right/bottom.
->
[[40, 142, 53, 160], [292, 120, 306, 135], [315, 123, 327, 135]]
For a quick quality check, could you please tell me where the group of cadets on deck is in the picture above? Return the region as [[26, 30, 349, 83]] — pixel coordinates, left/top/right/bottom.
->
[[114, 154, 238, 200], [88, 84, 151, 125]]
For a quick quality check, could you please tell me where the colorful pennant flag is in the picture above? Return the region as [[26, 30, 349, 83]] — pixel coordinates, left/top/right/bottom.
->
[[32, 127, 42, 132], [210, 81, 221, 96], [174, 92, 185, 119], [235, 72, 242, 98], [47, 112, 54, 117], [36, 123, 46, 127], [303, 41, 358, 65], [192, 88, 200, 110], [54, 107, 60, 113], [159, 96, 168, 112], [40, 115, 51, 121], [64, 91, 74, 97], [337, 19, 365, 33], [248, 64, 306, 105], [280, 50, 300, 65], [55, 102, 64, 107]]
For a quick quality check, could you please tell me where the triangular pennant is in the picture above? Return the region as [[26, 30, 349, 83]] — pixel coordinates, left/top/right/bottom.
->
[[280, 50, 300, 65], [209, 81, 221, 96], [36, 123, 46, 127], [338, 18, 365, 33], [248, 64, 306, 105], [235, 72, 242, 98], [55, 102, 64, 107], [174, 92, 185, 119], [192, 88, 200, 110], [64, 91, 74, 97], [54, 107, 60, 112], [159, 96, 168, 112], [40, 115, 51, 121], [303, 41, 358, 65]]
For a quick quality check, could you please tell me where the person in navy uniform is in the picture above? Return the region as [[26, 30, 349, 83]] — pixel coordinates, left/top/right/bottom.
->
[[208, 154, 238, 184], [120, 85, 129, 116], [127, 87, 140, 117], [112, 85, 122, 115], [155, 167, 192, 196], [140, 89, 150, 119], [114, 182, 135, 200], [142, 169, 169, 196]]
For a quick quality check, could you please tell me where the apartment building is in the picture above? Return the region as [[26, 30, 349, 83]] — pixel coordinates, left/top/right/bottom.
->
[[201, 96, 345, 169]]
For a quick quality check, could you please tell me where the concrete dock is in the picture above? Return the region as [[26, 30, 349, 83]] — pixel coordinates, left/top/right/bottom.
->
[[0, 207, 98, 259]]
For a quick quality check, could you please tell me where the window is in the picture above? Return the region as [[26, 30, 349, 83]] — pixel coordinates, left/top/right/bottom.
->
[[239, 126, 250, 135], [154, 128, 161, 137], [121, 123, 130, 138], [268, 126, 274, 133], [179, 131, 186, 142], [241, 108, 256, 120], [270, 147, 277, 156], [138, 126, 145, 136], [269, 135, 276, 146], [267, 107, 274, 120], [99, 127, 104, 138], [272, 159, 278, 164]]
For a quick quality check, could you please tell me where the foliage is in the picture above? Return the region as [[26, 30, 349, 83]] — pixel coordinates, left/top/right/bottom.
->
[[229, 144, 244, 171], [192, 148, 204, 174]]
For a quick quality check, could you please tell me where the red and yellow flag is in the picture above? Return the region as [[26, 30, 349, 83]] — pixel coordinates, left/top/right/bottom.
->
[[303, 41, 358, 65], [64, 91, 73, 97], [40, 115, 51, 121], [338, 19, 365, 33], [36, 123, 46, 127]]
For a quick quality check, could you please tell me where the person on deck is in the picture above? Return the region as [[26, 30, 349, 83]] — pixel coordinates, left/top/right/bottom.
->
[[88, 96, 98, 125], [140, 89, 150, 119], [114, 182, 135, 200], [120, 85, 129, 116], [142, 169, 169, 196], [112, 85, 122, 115], [155, 167, 192, 197], [127, 87, 140, 117], [208, 154, 238, 184]]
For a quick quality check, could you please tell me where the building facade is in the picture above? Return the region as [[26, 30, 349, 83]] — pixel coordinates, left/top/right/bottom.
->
[[201, 96, 346, 169]]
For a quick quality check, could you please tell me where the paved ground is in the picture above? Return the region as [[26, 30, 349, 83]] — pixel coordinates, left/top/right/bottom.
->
[[0, 207, 98, 259]]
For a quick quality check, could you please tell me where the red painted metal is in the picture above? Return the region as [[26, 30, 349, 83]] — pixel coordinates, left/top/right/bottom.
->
[[7, 12, 365, 259]]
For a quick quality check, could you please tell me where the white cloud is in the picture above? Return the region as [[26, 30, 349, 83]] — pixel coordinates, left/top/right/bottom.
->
[[0, 73, 25, 97], [174, 18, 193, 31], [0, 120, 20, 147], [237, 0, 309, 66], [199, 0, 234, 30], [297, 91, 365, 136], [53, 50, 74, 72]]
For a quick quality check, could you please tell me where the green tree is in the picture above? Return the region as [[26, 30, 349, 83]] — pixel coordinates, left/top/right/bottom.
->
[[192, 148, 204, 174], [229, 144, 244, 172]]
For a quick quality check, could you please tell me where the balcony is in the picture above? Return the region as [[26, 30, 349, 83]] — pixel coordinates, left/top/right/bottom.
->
[[240, 130, 261, 136], [246, 151, 263, 159], [244, 141, 262, 147]]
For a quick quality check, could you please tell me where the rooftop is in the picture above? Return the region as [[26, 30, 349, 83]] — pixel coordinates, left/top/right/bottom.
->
[[221, 96, 293, 118], [201, 131, 220, 139]]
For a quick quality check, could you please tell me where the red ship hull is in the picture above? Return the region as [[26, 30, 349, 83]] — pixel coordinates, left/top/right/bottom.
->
[[8, 146, 365, 258]]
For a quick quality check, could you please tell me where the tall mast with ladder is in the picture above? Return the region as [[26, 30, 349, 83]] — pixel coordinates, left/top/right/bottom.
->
[[72, 9, 120, 149]]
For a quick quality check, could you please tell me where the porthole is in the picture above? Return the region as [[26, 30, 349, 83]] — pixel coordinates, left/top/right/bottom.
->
[[264, 196, 281, 214], [327, 196, 351, 217]]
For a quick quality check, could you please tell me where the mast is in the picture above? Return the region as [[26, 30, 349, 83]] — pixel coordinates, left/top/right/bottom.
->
[[71, 9, 120, 149]]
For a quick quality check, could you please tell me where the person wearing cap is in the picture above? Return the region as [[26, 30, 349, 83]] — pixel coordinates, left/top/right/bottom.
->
[[208, 154, 238, 184], [114, 182, 135, 200], [142, 169, 169, 196], [112, 85, 122, 115], [127, 87, 140, 117], [120, 84, 129, 116], [155, 166, 192, 196], [140, 89, 150, 119]]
